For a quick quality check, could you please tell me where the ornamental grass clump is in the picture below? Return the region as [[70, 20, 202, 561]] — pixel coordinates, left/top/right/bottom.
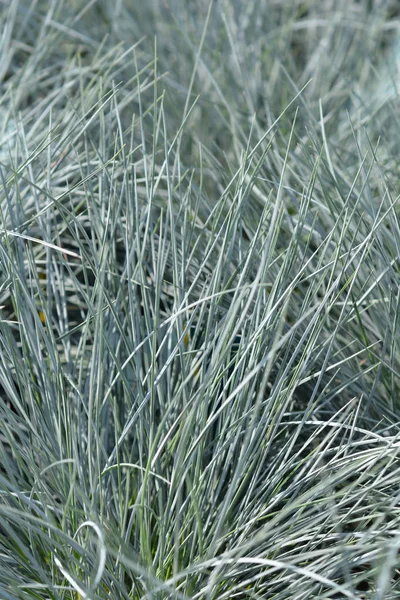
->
[[1, 1, 400, 598]]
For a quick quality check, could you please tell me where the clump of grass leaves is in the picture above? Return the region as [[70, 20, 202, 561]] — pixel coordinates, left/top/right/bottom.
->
[[1, 1, 400, 598]]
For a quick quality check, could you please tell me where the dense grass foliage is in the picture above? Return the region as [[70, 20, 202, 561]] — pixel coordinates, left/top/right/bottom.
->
[[1, 1, 400, 598]]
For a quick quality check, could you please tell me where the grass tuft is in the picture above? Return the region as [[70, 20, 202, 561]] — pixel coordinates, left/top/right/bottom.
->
[[1, 1, 400, 598]]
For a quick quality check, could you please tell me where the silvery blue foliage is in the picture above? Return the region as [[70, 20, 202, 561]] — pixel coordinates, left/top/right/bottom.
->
[[373, 36, 400, 104], [0, 106, 16, 166]]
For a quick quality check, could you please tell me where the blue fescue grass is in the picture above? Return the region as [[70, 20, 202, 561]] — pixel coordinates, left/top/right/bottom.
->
[[1, 1, 400, 598]]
